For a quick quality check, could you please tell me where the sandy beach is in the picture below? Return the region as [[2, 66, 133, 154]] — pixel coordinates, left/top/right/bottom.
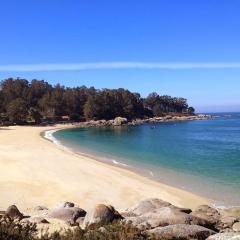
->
[[0, 125, 210, 212]]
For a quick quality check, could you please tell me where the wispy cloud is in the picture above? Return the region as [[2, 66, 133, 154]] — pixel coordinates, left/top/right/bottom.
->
[[1, 62, 240, 72]]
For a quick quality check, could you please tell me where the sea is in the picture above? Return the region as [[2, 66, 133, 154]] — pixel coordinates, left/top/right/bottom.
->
[[50, 113, 240, 207]]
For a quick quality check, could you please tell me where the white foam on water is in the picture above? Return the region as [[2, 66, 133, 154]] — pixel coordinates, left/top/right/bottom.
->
[[112, 159, 128, 167], [149, 171, 154, 176], [44, 130, 62, 146]]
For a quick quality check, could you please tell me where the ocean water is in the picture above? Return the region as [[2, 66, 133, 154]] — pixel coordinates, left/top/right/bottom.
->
[[52, 113, 240, 207]]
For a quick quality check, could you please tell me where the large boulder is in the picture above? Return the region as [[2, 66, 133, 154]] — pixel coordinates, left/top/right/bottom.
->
[[125, 207, 212, 230], [191, 205, 220, 225], [83, 204, 122, 228], [47, 207, 86, 222], [147, 224, 216, 240], [4, 205, 23, 219], [125, 198, 172, 216], [113, 117, 128, 126], [207, 232, 240, 240]]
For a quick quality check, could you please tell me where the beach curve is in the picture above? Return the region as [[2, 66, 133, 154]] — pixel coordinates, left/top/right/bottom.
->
[[0, 125, 210, 212]]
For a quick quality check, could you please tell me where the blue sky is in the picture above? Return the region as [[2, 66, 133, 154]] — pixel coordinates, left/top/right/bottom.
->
[[0, 0, 240, 112]]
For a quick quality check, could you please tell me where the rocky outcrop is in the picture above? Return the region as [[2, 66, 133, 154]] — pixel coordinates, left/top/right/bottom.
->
[[125, 206, 212, 230], [4, 205, 23, 219], [4, 198, 239, 240], [83, 204, 122, 228], [148, 224, 216, 240]]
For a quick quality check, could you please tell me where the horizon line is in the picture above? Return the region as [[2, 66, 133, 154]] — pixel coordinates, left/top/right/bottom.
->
[[1, 62, 240, 72]]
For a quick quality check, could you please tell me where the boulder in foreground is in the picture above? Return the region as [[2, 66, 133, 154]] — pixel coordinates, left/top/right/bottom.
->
[[207, 232, 240, 240], [47, 206, 86, 222], [4, 205, 23, 219], [83, 204, 122, 228], [148, 224, 216, 240]]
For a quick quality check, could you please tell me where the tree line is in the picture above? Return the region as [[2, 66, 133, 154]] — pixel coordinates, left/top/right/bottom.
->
[[0, 78, 195, 124]]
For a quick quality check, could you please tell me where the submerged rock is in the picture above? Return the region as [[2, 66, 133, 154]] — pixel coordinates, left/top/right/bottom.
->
[[147, 224, 216, 240], [83, 204, 122, 228]]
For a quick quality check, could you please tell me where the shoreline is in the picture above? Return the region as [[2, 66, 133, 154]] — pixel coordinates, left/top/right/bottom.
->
[[44, 126, 235, 209], [0, 124, 210, 213]]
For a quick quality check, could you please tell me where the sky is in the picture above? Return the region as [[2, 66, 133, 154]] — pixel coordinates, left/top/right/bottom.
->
[[0, 0, 240, 112]]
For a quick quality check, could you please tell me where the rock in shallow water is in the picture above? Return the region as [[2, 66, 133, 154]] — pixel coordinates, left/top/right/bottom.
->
[[147, 224, 216, 240]]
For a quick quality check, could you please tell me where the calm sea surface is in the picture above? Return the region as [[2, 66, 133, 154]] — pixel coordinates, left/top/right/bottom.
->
[[53, 113, 240, 206]]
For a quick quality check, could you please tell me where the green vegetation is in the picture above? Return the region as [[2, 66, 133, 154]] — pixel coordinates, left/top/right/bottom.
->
[[0, 78, 195, 125], [0, 219, 153, 240]]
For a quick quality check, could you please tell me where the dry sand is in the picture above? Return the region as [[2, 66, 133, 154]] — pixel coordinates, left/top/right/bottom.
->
[[0, 125, 210, 213]]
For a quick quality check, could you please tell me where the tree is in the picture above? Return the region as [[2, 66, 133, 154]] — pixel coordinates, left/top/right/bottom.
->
[[188, 107, 195, 114], [28, 107, 42, 124], [7, 98, 28, 123]]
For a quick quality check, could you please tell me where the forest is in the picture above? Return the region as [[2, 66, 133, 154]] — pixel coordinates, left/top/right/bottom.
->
[[0, 78, 195, 124]]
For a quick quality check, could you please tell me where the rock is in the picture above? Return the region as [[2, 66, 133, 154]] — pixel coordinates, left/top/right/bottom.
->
[[191, 205, 220, 225], [218, 216, 238, 229], [125, 207, 213, 230], [207, 232, 240, 240], [34, 206, 49, 211], [147, 224, 216, 240], [48, 207, 86, 222], [55, 201, 75, 208], [113, 117, 128, 126], [4, 205, 23, 219], [220, 207, 240, 219], [125, 198, 172, 216], [233, 222, 240, 232], [83, 204, 122, 227]]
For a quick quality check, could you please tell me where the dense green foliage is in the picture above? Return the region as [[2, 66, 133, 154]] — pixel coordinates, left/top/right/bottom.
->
[[0, 78, 195, 124], [0, 219, 153, 240]]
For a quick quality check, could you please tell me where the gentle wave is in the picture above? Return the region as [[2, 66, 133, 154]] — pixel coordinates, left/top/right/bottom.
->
[[44, 130, 62, 146], [112, 159, 128, 167]]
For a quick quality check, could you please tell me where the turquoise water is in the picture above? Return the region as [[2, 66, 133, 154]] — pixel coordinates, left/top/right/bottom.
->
[[53, 113, 240, 206]]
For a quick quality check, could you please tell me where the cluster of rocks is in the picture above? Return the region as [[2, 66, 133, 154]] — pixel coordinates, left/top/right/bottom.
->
[[72, 115, 212, 128], [1, 198, 239, 239]]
